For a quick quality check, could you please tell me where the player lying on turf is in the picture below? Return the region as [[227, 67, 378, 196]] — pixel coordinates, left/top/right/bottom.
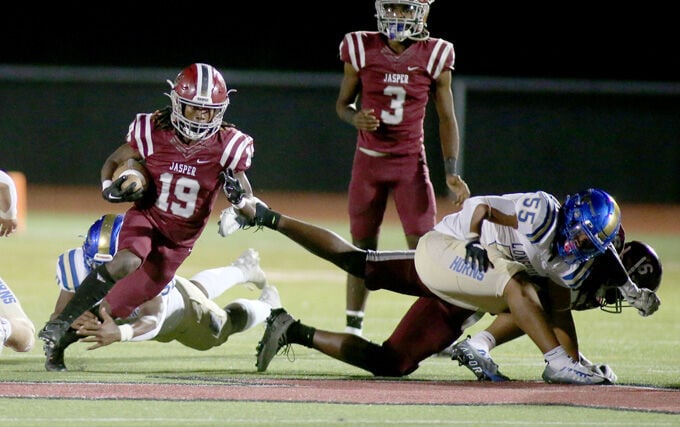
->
[[219, 171, 659, 384], [43, 214, 279, 371]]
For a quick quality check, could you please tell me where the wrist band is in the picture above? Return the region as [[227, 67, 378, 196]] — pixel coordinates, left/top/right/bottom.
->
[[102, 180, 113, 191], [444, 157, 458, 175], [118, 324, 134, 341], [255, 205, 281, 230], [233, 198, 247, 209]]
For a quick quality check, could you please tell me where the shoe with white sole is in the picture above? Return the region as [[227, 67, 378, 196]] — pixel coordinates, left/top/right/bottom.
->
[[450, 337, 510, 382], [258, 284, 281, 309], [232, 248, 267, 289], [542, 361, 610, 385]]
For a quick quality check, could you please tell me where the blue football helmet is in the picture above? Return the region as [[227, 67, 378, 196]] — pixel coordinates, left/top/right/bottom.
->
[[82, 214, 124, 268], [557, 188, 621, 264]]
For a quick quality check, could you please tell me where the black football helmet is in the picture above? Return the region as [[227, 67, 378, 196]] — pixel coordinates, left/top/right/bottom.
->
[[573, 240, 663, 312], [622, 241, 663, 291]]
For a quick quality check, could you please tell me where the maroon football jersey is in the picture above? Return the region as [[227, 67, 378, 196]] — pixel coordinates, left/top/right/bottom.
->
[[339, 31, 455, 156], [125, 113, 253, 245]]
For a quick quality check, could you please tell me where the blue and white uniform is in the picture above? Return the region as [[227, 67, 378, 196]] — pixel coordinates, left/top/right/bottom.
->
[[55, 249, 271, 349], [414, 192, 594, 313]]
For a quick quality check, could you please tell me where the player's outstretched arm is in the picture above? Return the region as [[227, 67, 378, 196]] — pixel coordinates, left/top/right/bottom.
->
[[227, 197, 365, 277]]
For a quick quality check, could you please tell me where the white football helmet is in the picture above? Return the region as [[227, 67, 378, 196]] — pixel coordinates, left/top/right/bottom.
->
[[375, 0, 433, 42], [167, 63, 233, 140]]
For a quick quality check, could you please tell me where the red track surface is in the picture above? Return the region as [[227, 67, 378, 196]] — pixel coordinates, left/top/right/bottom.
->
[[1, 380, 678, 413]]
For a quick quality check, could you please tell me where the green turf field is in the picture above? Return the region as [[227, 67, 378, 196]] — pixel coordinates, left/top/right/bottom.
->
[[1, 211, 678, 426]]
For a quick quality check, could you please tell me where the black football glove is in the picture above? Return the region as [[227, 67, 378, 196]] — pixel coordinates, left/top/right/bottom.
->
[[464, 236, 493, 272], [220, 168, 245, 206], [102, 176, 144, 203]]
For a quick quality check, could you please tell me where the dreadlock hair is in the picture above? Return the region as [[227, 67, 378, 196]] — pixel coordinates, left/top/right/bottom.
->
[[152, 106, 236, 133], [153, 106, 174, 130]]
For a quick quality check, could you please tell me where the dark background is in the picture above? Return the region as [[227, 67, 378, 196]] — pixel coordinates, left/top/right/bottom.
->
[[2, 4, 679, 203], [4, 4, 678, 82]]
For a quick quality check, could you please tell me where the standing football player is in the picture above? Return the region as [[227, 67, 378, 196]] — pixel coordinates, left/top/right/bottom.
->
[[336, 0, 470, 336], [38, 63, 257, 366]]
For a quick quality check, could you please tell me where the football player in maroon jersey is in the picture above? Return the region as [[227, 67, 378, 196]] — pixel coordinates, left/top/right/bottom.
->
[[218, 185, 659, 384], [335, 0, 470, 336], [38, 63, 256, 366]]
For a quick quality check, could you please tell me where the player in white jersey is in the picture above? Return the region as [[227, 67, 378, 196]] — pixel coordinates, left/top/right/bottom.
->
[[223, 176, 659, 384], [432, 191, 595, 291], [415, 188, 659, 383], [45, 214, 279, 371], [0, 170, 35, 355], [449, 234, 663, 382]]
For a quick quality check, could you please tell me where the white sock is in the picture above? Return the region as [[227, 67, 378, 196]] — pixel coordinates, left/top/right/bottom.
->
[[227, 298, 272, 331], [190, 266, 245, 300], [468, 330, 496, 354], [544, 346, 573, 370]]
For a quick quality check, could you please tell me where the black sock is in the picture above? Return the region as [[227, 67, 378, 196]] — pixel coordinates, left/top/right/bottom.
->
[[56, 264, 116, 324], [286, 320, 316, 348]]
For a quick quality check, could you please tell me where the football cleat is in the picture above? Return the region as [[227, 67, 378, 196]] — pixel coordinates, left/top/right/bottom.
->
[[255, 308, 295, 372], [542, 361, 610, 385], [232, 248, 267, 290], [39, 320, 79, 372], [44, 345, 67, 372], [450, 337, 510, 382], [38, 320, 71, 350], [258, 284, 281, 309]]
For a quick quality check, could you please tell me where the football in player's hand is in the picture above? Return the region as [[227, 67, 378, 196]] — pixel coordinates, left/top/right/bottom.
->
[[113, 159, 150, 193]]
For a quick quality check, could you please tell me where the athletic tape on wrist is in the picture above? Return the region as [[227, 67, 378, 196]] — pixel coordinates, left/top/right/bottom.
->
[[464, 232, 480, 241], [118, 324, 134, 341], [233, 198, 247, 209]]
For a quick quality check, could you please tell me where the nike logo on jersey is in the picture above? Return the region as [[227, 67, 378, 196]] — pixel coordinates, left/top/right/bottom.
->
[[407, 66, 419, 71], [383, 73, 409, 84], [196, 159, 210, 164]]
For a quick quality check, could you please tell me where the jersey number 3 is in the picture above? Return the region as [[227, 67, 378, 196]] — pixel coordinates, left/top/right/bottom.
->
[[381, 85, 406, 125]]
